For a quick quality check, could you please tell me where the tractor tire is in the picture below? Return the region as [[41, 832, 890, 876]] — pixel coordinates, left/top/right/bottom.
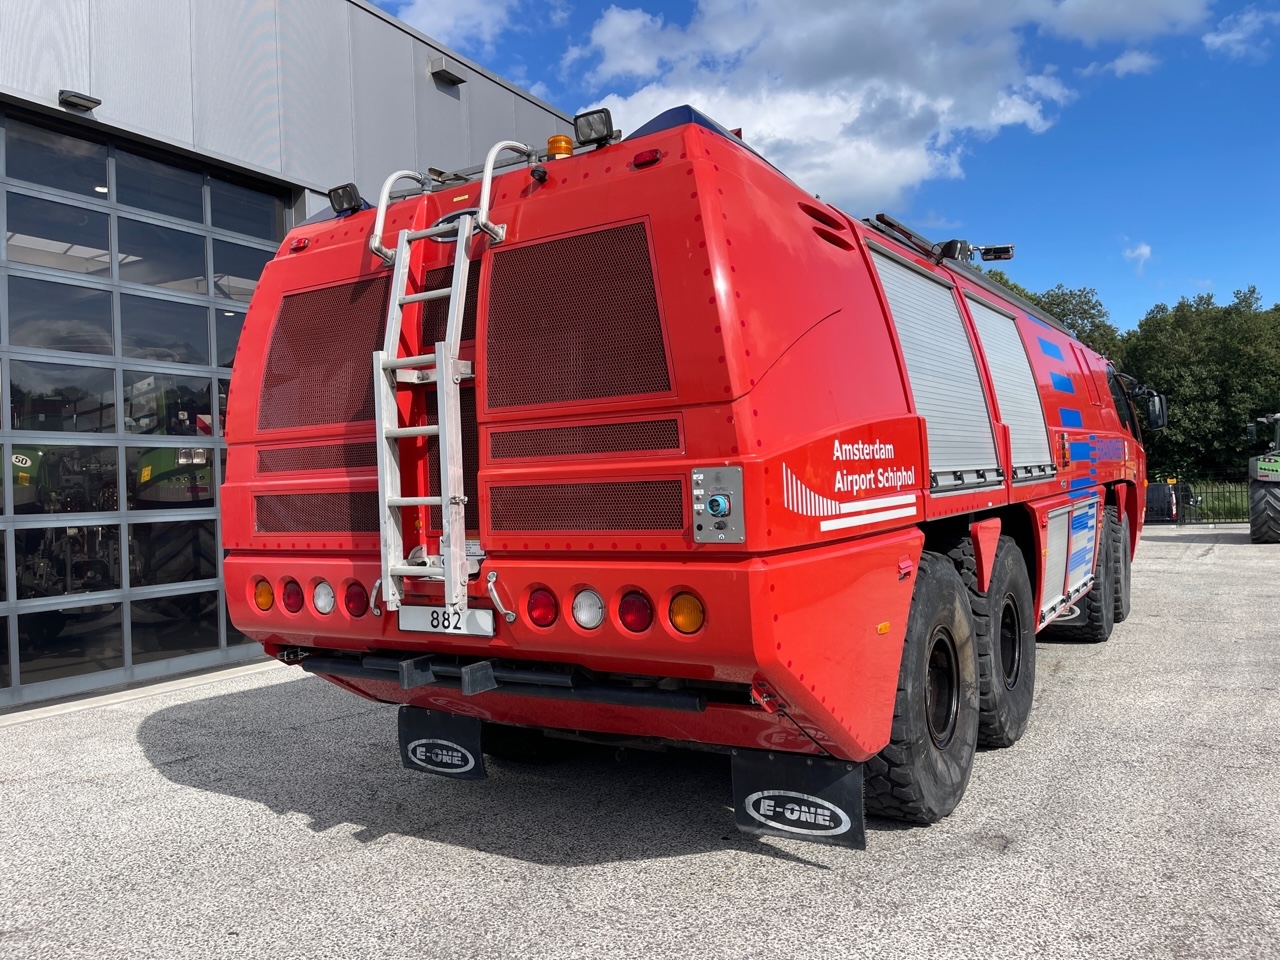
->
[[1249, 479, 1280, 544], [481, 723, 573, 764], [946, 535, 1036, 748], [864, 552, 979, 823], [1110, 506, 1132, 623], [1046, 507, 1116, 644]]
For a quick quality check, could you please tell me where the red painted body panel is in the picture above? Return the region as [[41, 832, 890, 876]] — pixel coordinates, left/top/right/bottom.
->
[[223, 116, 1147, 761]]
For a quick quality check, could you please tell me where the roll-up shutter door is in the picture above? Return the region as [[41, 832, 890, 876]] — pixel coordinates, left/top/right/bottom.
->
[[871, 248, 999, 489], [966, 295, 1055, 480]]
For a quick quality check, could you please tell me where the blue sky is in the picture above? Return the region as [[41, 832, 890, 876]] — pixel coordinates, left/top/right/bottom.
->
[[375, 0, 1280, 331]]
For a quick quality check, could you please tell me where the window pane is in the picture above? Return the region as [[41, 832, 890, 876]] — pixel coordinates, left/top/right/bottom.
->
[[16, 525, 122, 597], [6, 119, 108, 197], [118, 218, 207, 293], [10, 360, 117, 433], [126, 446, 215, 509], [132, 591, 220, 664], [116, 151, 204, 223], [129, 520, 217, 585], [18, 603, 123, 685], [210, 177, 284, 240], [13, 445, 119, 514], [215, 309, 245, 367], [120, 295, 210, 364], [213, 240, 272, 302], [217, 379, 230, 436], [1, 621, 9, 688], [122, 371, 212, 436], [8, 276, 113, 356], [5, 193, 110, 276]]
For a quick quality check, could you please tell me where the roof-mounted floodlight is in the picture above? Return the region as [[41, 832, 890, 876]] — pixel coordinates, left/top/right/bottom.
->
[[573, 109, 617, 146], [327, 182, 362, 216], [58, 89, 101, 111], [976, 244, 1015, 262]]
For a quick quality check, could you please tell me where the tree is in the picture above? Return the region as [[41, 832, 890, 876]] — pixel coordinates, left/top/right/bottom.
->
[[984, 270, 1124, 360]]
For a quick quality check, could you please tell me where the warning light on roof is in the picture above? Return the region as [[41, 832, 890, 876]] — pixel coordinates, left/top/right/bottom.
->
[[547, 134, 573, 159]]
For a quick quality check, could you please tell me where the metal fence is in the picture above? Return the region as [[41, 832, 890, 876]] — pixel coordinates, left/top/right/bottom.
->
[[1144, 476, 1250, 524]]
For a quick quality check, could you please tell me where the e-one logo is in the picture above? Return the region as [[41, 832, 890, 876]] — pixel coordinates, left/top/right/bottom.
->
[[407, 738, 475, 774], [745, 790, 851, 836]]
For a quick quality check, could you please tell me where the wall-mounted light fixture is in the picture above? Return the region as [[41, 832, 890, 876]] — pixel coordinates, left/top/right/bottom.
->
[[429, 56, 466, 85], [58, 89, 102, 111]]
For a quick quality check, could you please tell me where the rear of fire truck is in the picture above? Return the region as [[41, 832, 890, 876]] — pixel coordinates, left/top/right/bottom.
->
[[224, 105, 1117, 849]]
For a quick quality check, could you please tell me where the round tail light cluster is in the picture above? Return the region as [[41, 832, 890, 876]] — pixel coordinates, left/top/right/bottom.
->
[[281, 579, 304, 613], [252, 577, 373, 618], [527, 588, 558, 627], [618, 591, 653, 632]]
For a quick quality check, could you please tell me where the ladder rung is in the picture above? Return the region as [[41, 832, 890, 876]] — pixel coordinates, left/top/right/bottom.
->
[[388, 496, 443, 507], [405, 224, 460, 242], [389, 564, 443, 578], [385, 425, 440, 438], [383, 352, 436, 370], [400, 288, 452, 306]]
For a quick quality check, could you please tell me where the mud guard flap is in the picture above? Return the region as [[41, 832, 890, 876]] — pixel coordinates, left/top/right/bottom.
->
[[731, 749, 865, 849], [398, 706, 487, 780]]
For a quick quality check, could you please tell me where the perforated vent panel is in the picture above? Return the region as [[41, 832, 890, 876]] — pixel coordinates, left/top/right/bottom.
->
[[258, 444, 378, 473], [421, 387, 480, 532], [486, 222, 671, 408], [255, 492, 380, 533], [491, 419, 681, 460], [489, 481, 683, 531], [420, 264, 480, 345], [259, 277, 390, 430]]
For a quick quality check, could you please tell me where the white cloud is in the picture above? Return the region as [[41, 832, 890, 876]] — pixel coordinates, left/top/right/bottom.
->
[[392, 0, 520, 50], [1081, 49, 1161, 76], [1123, 242, 1153, 274], [1203, 6, 1280, 59], [570, 1, 1206, 211]]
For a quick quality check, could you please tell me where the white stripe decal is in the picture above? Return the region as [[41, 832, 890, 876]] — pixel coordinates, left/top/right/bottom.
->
[[838, 493, 917, 514], [819, 506, 919, 532]]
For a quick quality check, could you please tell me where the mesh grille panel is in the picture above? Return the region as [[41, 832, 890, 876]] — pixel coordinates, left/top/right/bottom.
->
[[490, 481, 683, 531], [258, 444, 378, 473], [255, 492, 380, 533], [258, 277, 390, 430], [487, 222, 670, 408], [491, 419, 680, 460], [420, 264, 480, 345]]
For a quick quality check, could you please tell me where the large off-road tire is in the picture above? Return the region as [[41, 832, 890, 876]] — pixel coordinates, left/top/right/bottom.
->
[[1249, 479, 1280, 544], [946, 535, 1036, 748], [481, 723, 573, 764], [1046, 508, 1116, 644], [1110, 506, 1132, 623], [864, 552, 979, 823]]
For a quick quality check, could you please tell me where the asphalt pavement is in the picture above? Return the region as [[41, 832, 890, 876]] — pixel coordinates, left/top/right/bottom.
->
[[2, 524, 1278, 960]]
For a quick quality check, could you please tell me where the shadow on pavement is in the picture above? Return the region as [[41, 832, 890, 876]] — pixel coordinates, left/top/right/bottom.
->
[[1140, 528, 1253, 545], [137, 675, 911, 866]]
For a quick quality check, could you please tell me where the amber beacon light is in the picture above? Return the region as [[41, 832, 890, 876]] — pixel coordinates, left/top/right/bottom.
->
[[547, 134, 574, 159]]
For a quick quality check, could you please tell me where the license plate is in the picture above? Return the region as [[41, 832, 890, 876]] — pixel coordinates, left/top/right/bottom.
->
[[398, 605, 495, 637]]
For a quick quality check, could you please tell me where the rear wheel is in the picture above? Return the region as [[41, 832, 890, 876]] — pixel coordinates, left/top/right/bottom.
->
[[947, 535, 1036, 747], [1047, 508, 1116, 644], [864, 552, 979, 823], [1249, 479, 1280, 544], [1110, 506, 1132, 622]]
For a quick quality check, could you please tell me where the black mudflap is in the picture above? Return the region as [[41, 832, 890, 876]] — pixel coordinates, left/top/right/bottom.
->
[[731, 749, 866, 849], [398, 706, 487, 781]]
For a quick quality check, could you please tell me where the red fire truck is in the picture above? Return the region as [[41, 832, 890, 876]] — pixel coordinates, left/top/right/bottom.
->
[[223, 106, 1166, 848]]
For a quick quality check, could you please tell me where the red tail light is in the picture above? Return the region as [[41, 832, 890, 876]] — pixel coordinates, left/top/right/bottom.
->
[[618, 591, 653, 632], [528, 588, 558, 627], [344, 582, 369, 617], [281, 579, 304, 613]]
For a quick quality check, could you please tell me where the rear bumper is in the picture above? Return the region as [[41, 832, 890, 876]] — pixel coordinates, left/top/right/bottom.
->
[[224, 526, 922, 760]]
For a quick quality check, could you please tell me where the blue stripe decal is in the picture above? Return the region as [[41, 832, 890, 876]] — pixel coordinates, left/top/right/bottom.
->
[[1059, 408, 1084, 428], [1090, 468, 1097, 475], [1051, 372, 1075, 394], [1038, 337, 1065, 361], [1028, 315, 1056, 331], [1069, 442, 1094, 461], [1071, 512, 1093, 532], [1069, 490, 1094, 500], [1068, 546, 1092, 570], [1070, 477, 1095, 490]]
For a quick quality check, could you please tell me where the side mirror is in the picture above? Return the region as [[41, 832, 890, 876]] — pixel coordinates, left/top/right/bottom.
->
[[1249, 423, 1259, 442], [1147, 394, 1169, 432]]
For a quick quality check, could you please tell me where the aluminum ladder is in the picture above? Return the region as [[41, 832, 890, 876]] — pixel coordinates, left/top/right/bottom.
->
[[369, 141, 535, 617]]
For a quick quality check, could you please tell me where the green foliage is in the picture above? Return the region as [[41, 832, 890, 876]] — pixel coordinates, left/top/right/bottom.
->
[[1120, 287, 1280, 477], [984, 270, 1123, 359]]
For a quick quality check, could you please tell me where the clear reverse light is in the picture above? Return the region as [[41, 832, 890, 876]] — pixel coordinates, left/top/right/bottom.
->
[[571, 589, 605, 629], [313, 581, 336, 615]]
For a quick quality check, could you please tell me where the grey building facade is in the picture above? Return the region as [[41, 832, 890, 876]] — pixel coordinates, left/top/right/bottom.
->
[[0, 0, 571, 706]]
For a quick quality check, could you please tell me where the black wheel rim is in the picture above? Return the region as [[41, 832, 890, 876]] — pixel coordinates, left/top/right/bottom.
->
[[999, 595, 1021, 689], [926, 626, 959, 748]]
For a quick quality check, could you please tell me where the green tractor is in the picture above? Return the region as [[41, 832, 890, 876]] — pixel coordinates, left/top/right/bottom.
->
[[1248, 413, 1280, 543]]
